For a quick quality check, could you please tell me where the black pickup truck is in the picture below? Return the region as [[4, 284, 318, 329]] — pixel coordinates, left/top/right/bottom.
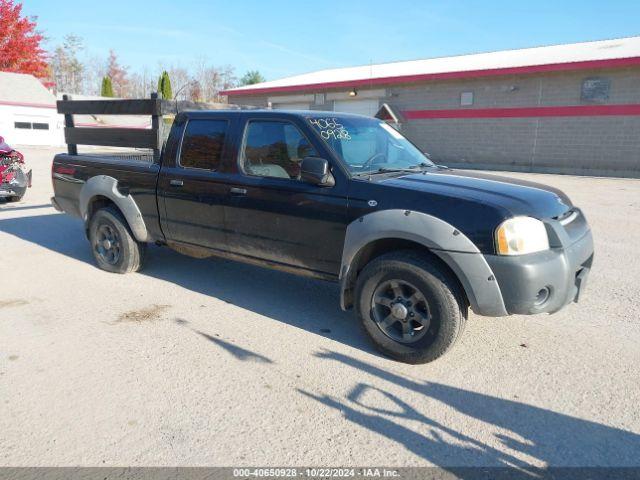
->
[[52, 108, 594, 363]]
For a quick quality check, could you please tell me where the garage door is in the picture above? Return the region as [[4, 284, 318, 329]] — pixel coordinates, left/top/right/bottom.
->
[[333, 99, 379, 117], [272, 102, 309, 111]]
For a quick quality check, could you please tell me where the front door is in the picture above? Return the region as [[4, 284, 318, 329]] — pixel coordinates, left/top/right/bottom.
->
[[224, 118, 349, 277], [158, 117, 232, 250]]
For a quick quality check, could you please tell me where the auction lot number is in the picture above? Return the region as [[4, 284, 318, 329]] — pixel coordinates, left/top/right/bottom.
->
[[233, 468, 357, 477]]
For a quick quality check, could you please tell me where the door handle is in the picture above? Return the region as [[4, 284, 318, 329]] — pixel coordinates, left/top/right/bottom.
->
[[229, 187, 247, 196], [169, 179, 184, 187]]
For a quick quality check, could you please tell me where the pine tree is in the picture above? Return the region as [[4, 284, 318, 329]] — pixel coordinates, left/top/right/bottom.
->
[[239, 70, 265, 86], [157, 71, 172, 99], [101, 76, 114, 97]]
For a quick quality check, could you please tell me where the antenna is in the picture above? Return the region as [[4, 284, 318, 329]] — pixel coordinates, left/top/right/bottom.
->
[[173, 81, 197, 114]]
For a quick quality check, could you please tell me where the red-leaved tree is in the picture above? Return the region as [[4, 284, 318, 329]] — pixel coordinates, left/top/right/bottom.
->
[[106, 49, 129, 97], [0, 0, 48, 77]]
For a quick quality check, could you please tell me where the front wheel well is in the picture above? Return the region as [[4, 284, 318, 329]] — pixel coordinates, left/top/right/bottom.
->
[[341, 238, 469, 310]]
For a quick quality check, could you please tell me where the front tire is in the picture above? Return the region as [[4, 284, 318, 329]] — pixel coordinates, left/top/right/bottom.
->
[[354, 250, 467, 364], [88, 206, 146, 273]]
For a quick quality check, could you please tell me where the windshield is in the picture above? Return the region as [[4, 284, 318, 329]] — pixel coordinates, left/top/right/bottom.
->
[[307, 115, 434, 175]]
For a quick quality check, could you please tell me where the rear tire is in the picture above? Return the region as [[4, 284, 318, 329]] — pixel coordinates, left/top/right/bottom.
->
[[88, 206, 146, 274], [354, 250, 467, 364]]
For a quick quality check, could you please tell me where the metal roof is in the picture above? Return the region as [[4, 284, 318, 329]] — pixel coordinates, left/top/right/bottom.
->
[[0, 71, 56, 107], [223, 36, 640, 96]]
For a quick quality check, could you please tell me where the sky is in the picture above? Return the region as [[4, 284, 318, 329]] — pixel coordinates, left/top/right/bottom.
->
[[23, 0, 640, 82]]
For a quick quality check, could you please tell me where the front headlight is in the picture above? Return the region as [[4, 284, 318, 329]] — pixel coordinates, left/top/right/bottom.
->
[[495, 217, 549, 255]]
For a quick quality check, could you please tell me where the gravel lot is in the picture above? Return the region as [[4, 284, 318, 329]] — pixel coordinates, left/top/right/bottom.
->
[[1, 146, 639, 468]]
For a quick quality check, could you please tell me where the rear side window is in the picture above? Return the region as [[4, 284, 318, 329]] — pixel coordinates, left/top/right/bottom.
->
[[180, 119, 228, 170]]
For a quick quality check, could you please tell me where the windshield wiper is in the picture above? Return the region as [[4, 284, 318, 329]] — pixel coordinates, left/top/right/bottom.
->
[[378, 167, 421, 174], [353, 167, 420, 177], [407, 162, 440, 169]]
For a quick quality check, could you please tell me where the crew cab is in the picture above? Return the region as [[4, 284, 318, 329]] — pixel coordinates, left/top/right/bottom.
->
[[51, 109, 594, 363]]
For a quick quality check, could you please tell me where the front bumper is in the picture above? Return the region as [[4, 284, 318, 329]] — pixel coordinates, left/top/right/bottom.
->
[[0, 185, 27, 198], [0, 169, 31, 198], [485, 223, 594, 315]]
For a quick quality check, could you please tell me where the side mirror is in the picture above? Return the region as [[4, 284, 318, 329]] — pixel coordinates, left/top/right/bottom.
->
[[300, 157, 335, 187]]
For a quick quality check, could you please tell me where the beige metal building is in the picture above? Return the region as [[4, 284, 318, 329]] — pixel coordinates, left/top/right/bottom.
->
[[223, 36, 640, 177]]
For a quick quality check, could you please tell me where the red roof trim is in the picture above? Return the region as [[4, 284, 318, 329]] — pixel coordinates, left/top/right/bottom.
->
[[222, 56, 640, 96], [0, 100, 56, 109], [403, 104, 640, 120]]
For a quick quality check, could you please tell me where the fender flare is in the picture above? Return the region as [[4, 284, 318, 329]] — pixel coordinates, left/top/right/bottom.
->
[[339, 209, 508, 317], [79, 175, 149, 242]]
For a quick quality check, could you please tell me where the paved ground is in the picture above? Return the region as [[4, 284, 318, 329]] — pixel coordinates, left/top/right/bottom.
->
[[1, 146, 639, 468]]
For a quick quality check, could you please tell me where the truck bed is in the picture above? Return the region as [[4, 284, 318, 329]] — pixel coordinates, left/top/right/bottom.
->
[[51, 152, 163, 240], [76, 151, 156, 163]]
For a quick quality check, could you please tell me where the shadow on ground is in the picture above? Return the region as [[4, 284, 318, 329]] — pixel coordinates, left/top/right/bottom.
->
[[3, 213, 640, 470], [174, 317, 274, 363], [0, 212, 366, 352], [303, 349, 640, 469], [0, 202, 52, 211]]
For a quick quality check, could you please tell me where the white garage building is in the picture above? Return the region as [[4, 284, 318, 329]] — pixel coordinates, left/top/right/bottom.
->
[[0, 72, 64, 146]]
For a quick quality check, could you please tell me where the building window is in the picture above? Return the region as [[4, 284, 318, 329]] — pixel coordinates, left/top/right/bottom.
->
[[460, 91, 474, 106], [581, 77, 610, 103], [315, 93, 325, 105], [14, 122, 31, 129], [32, 123, 50, 130]]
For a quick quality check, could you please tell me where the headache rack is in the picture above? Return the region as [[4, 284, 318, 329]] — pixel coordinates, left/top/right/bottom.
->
[[57, 93, 241, 162]]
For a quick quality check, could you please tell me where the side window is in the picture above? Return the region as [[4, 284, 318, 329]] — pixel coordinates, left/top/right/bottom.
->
[[241, 120, 318, 180], [180, 119, 228, 170]]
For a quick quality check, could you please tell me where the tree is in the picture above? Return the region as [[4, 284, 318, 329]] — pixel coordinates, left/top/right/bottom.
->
[[188, 80, 202, 102], [239, 70, 265, 86], [129, 68, 153, 99], [193, 59, 237, 102], [0, 0, 48, 77], [101, 76, 114, 97], [82, 55, 106, 96], [167, 66, 190, 100], [106, 49, 129, 97], [157, 70, 172, 99], [51, 34, 84, 93]]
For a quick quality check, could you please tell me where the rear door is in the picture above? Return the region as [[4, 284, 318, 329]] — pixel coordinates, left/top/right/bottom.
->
[[158, 115, 233, 249], [223, 117, 349, 277]]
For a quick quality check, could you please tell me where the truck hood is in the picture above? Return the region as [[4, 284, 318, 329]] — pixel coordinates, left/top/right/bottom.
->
[[381, 169, 573, 218]]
